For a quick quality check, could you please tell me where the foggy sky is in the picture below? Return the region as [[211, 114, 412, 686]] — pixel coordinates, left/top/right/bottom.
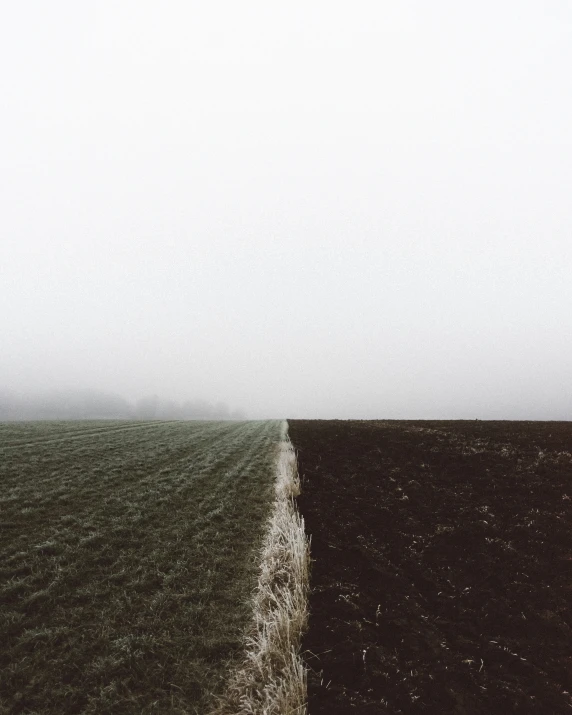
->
[[2, 1, 571, 419]]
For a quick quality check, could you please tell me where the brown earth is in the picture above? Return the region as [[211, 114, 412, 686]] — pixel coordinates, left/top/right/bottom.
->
[[288, 420, 572, 714]]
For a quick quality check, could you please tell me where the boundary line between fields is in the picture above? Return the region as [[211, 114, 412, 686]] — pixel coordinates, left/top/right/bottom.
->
[[211, 420, 310, 715]]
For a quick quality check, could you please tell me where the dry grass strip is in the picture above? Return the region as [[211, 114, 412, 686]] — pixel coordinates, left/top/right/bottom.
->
[[211, 420, 310, 715]]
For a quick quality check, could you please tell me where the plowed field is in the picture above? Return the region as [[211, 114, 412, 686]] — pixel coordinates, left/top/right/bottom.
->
[[289, 420, 572, 714]]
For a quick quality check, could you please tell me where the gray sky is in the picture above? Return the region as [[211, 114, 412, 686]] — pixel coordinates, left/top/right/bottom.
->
[[2, 1, 571, 419]]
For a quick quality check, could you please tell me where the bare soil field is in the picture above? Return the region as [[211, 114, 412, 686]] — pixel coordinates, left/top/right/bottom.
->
[[288, 420, 572, 714], [0, 420, 281, 714]]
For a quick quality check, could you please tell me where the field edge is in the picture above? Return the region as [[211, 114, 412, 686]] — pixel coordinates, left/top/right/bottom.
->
[[210, 420, 310, 715]]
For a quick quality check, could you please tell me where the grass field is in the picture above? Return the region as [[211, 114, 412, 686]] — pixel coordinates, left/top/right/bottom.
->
[[0, 420, 282, 714]]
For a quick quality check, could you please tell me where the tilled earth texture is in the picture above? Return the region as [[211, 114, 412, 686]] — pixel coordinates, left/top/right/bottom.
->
[[288, 420, 572, 715]]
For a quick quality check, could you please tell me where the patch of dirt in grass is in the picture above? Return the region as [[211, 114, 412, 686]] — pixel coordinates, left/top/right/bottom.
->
[[288, 420, 572, 714]]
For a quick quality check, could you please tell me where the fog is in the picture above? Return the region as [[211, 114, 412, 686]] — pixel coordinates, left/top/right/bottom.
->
[[2, 2, 571, 420], [0, 389, 245, 421]]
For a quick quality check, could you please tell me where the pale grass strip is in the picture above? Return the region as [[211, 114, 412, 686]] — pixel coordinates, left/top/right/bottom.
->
[[211, 421, 310, 715]]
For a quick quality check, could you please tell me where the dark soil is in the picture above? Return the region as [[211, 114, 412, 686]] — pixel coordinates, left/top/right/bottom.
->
[[288, 420, 572, 714]]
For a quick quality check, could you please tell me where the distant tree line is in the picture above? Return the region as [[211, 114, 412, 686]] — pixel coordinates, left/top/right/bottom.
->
[[0, 389, 246, 421], [132, 395, 245, 421]]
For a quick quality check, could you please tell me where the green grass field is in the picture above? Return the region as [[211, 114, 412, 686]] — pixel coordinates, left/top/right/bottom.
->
[[0, 420, 282, 714]]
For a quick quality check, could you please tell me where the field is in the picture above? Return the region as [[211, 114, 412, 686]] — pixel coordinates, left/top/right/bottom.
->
[[289, 420, 572, 714], [0, 420, 282, 714], [3, 417, 571, 714]]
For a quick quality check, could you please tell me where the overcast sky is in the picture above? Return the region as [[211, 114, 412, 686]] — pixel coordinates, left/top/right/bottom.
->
[[1, 1, 571, 419]]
